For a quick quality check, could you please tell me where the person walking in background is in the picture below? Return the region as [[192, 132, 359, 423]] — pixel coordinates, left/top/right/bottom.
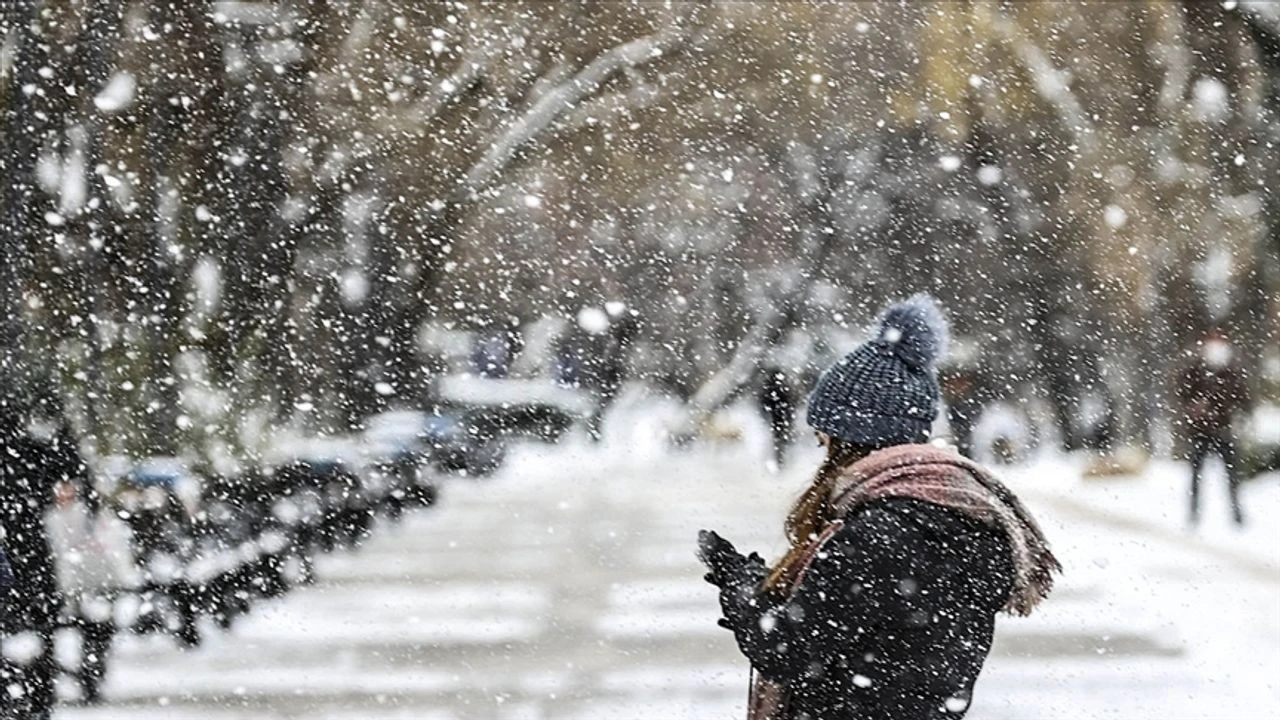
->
[[938, 345, 989, 459], [697, 295, 1060, 720], [757, 365, 796, 472], [470, 320, 523, 379], [555, 304, 637, 442], [0, 403, 64, 720], [46, 477, 134, 704], [555, 307, 611, 440], [1176, 328, 1251, 527]]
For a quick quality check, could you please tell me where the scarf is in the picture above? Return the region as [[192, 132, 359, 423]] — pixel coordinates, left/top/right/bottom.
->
[[747, 444, 1061, 720]]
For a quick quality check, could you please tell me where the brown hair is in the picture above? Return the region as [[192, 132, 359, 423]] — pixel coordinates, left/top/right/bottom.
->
[[763, 437, 872, 590]]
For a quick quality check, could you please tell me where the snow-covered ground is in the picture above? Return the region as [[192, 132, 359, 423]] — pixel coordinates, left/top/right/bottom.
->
[[60, 401, 1280, 719]]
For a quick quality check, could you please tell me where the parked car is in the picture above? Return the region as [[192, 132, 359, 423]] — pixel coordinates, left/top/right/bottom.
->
[[363, 411, 437, 512], [111, 458, 199, 571], [365, 408, 505, 478], [435, 375, 593, 444]]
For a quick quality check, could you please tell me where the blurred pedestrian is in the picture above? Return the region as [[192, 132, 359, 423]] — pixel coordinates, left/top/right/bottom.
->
[[556, 304, 637, 442], [1077, 385, 1118, 454], [1176, 329, 1251, 527], [111, 469, 194, 570], [756, 366, 796, 471], [47, 478, 134, 704], [470, 320, 523, 379], [939, 347, 988, 459], [697, 296, 1060, 720], [0, 403, 64, 720]]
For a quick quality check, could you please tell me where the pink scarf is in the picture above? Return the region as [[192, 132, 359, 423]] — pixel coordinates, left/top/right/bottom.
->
[[748, 444, 1060, 720]]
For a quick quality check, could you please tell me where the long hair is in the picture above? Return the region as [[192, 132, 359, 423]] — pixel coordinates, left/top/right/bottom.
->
[[763, 437, 872, 590]]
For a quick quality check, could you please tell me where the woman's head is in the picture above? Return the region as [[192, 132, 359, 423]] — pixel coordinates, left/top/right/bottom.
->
[[766, 296, 950, 591], [805, 295, 949, 448]]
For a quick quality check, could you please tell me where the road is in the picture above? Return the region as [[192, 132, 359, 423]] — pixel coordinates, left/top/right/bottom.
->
[[63, 441, 1280, 719]]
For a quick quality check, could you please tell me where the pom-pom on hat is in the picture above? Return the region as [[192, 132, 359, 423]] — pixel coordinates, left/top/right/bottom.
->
[[806, 294, 950, 448]]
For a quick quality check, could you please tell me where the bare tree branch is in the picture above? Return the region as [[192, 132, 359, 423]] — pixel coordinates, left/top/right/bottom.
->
[[989, 12, 1099, 163], [1152, 6, 1193, 123], [1240, 1, 1280, 74], [525, 59, 578, 105], [403, 25, 496, 128], [678, 142, 838, 431], [461, 4, 707, 196], [554, 71, 668, 136], [1241, 1, 1280, 36], [686, 226, 835, 420]]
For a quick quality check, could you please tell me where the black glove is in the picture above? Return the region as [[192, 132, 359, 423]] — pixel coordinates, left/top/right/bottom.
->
[[698, 530, 767, 630]]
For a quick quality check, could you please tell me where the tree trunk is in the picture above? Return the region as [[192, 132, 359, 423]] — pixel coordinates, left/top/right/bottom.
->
[[1, 0, 44, 399], [73, 0, 125, 451]]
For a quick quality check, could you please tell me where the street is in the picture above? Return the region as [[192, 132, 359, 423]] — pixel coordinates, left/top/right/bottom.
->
[[63, 438, 1280, 719]]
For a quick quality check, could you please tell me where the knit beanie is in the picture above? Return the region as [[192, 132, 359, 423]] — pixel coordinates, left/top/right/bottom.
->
[[806, 294, 949, 448]]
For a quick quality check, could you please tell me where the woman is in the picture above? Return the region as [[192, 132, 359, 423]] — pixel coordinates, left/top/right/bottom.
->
[[699, 295, 1060, 720]]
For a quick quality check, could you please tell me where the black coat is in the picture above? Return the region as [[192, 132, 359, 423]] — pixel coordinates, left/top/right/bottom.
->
[[725, 497, 1015, 720], [1177, 359, 1249, 439], [1, 433, 78, 630]]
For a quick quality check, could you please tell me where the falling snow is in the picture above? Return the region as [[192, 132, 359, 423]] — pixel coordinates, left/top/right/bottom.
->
[[1, 2, 1278, 719]]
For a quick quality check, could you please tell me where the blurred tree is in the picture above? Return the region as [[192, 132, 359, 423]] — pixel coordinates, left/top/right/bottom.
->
[[2, 0, 1276, 462], [1, 0, 46, 408]]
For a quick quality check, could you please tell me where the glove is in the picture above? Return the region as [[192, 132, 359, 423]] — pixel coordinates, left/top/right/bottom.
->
[[698, 530, 767, 630], [697, 530, 744, 584]]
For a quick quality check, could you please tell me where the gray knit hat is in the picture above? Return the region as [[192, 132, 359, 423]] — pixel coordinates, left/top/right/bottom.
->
[[806, 294, 949, 448]]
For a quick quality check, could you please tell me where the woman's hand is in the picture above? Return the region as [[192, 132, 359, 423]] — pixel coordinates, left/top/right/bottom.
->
[[697, 529, 737, 575], [698, 530, 768, 629]]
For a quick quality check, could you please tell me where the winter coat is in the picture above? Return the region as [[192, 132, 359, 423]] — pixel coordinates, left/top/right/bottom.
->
[[0, 435, 66, 630], [1177, 359, 1249, 439], [724, 497, 1015, 720], [46, 498, 136, 597], [556, 331, 619, 393]]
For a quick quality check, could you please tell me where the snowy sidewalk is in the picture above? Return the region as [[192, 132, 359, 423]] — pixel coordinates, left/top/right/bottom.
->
[[1007, 455, 1280, 578], [61, 438, 1280, 719], [983, 456, 1280, 719]]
